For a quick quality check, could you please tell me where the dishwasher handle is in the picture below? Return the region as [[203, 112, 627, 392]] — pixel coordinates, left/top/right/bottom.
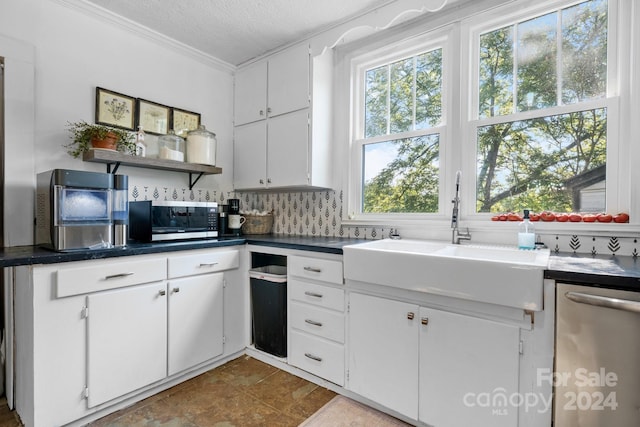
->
[[565, 291, 640, 314]]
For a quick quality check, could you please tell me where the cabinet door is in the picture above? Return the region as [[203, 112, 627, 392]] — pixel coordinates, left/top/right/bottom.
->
[[268, 43, 310, 117], [419, 308, 520, 427], [234, 60, 268, 126], [168, 273, 224, 376], [234, 120, 267, 189], [348, 292, 419, 419], [267, 109, 309, 188], [87, 281, 167, 408]]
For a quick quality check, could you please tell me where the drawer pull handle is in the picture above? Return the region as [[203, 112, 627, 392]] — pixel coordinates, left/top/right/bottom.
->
[[303, 266, 322, 273], [421, 317, 429, 325], [305, 319, 323, 327], [172, 287, 180, 293], [104, 272, 134, 280], [304, 353, 323, 362], [199, 262, 219, 267], [159, 290, 166, 296], [304, 291, 323, 298], [407, 312, 415, 320]]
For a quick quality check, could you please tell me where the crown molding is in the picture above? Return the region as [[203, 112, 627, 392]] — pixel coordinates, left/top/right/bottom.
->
[[52, 0, 236, 74]]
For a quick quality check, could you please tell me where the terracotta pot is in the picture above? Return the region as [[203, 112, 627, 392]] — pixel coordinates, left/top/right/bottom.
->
[[91, 132, 118, 150]]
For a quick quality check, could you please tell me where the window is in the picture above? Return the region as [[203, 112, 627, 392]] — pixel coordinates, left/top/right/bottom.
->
[[473, 0, 610, 214], [351, 35, 447, 216], [346, 0, 626, 224]]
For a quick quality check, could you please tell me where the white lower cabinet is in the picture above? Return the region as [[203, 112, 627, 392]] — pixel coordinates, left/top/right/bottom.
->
[[347, 292, 521, 424], [87, 281, 168, 408], [168, 273, 224, 376], [287, 254, 345, 386], [15, 247, 241, 427], [347, 292, 419, 419], [418, 307, 520, 427]]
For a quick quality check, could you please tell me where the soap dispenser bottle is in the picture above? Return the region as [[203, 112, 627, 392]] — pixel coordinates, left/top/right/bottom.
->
[[518, 210, 536, 250]]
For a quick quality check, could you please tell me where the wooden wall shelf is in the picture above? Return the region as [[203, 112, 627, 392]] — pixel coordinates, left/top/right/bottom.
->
[[82, 149, 222, 189]]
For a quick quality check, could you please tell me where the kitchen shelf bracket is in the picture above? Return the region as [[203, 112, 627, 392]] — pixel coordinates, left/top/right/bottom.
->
[[106, 162, 121, 174], [189, 172, 205, 190]]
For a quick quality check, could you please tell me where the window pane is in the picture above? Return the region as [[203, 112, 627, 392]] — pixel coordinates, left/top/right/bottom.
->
[[389, 58, 414, 133], [476, 108, 606, 213], [479, 27, 514, 118], [416, 49, 443, 129], [517, 13, 557, 112], [363, 135, 439, 213], [365, 65, 388, 138], [562, 0, 607, 104]]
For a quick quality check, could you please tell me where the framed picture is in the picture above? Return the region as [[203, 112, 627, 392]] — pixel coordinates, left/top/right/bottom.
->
[[172, 108, 201, 137], [137, 99, 170, 135], [95, 87, 136, 130]]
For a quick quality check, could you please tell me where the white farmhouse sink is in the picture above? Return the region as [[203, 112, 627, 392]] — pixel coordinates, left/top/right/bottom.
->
[[343, 239, 550, 310]]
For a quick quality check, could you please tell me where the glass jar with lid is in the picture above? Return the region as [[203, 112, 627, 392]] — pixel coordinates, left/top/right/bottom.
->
[[158, 130, 185, 162], [186, 124, 216, 165]]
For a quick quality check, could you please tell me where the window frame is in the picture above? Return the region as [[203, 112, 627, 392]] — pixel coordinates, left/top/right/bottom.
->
[[341, 0, 636, 232], [347, 28, 453, 225], [461, 0, 624, 223]]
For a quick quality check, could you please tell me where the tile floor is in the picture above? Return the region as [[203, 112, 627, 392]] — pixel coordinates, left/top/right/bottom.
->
[[86, 355, 333, 426], [0, 356, 337, 426]]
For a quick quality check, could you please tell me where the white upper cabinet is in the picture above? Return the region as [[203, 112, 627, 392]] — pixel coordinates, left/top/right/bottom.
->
[[267, 43, 310, 117], [234, 61, 268, 126], [233, 43, 333, 191]]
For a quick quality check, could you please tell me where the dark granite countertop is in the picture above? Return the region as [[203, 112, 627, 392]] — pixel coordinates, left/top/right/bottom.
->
[[0, 235, 367, 268], [546, 252, 640, 292], [244, 235, 368, 254], [0, 237, 246, 268], [1, 236, 639, 293]]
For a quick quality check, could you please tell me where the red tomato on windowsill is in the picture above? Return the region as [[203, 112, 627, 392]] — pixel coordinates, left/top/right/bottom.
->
[[555, 213, 569, 222], [569, 213, 582, 222], [614, 213, 630, 223], [540, 211, 556, 222], [597, 213, 613, 223], [529, 213, 540, 221], [582, 214, 597, 222]]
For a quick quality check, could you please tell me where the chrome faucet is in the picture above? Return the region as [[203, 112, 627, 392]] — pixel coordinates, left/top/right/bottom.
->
[[451, 170, 471, 244]]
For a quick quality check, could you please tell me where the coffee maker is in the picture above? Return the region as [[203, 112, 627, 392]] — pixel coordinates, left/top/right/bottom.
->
[[227, 198, 244, 236]]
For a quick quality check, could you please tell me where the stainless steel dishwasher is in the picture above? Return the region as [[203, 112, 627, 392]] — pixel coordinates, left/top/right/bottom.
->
[[555, 283, 640, 427]]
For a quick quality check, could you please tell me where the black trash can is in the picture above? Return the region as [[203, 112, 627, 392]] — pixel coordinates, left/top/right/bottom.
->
[[249, 265, 287, 357]]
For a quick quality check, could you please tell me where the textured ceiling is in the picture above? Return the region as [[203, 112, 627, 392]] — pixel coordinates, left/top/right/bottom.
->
[[83, 0, 396, 65]]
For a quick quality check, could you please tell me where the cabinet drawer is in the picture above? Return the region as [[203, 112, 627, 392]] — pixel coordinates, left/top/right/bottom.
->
[[288, 255, 343, 285], [289, 280, 344, 312], [290, 302, 344, 343], [57, 257, 166, 298], [289, 330, 344, 386], [168, 249, 239, 278]]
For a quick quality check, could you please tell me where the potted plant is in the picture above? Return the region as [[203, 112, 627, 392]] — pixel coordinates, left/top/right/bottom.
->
[[65, 121, 136, 158]]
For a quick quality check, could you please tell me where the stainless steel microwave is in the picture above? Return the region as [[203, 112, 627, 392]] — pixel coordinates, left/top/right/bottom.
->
[[129, 200, 218, 242]]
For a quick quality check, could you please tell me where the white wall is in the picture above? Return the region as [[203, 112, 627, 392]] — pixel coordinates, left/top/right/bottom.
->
[[0, 0, 235, 246]]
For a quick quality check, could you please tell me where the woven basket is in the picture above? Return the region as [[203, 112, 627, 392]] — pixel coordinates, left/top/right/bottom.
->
[[242, 213, 274, 234]]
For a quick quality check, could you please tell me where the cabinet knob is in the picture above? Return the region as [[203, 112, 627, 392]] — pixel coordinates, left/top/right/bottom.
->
[[259, 109, 264, 116], [259, 179, 264, 184], [421, 317, 429, 325], [407, 312, 415, 320], [267, 178, 272, 184], [267, 107, 272, 114], [172, 287, 180, 293], [159, 290, 166, 296]]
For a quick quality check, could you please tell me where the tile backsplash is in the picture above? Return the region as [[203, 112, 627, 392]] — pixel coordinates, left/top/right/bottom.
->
[[131, 184, 640, 257]]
